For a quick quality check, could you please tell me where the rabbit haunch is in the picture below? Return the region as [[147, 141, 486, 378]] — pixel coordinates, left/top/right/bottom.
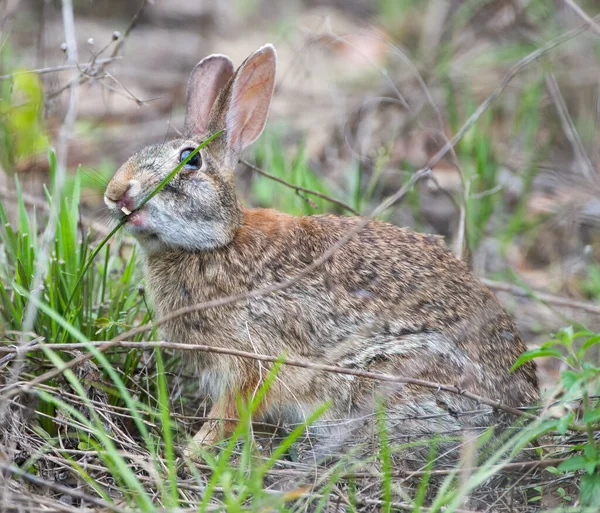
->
[[105, 45, 538, 451]]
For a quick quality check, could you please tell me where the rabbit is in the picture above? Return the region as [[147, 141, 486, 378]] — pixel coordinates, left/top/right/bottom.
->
[[104, 44, 538, 466]]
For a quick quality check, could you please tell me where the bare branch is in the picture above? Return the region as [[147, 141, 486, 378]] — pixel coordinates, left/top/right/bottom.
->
[[545, 72, 596, 180], [241, 159, 359, 215], [0, 56, 121, 81], [0, 339, 535, 420], [425, 16, 599, 173], [110, 0, 149, 58], [482, 278, 600, 316], [0, 168, 431, 400], [564, 0, 600, 37]]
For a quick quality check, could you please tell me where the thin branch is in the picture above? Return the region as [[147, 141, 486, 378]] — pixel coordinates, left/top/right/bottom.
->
[[353, 496, 476, 513], [424, 16, 599, 173], [0, 56, 120, 81], [109, 0, 149, 59], [0, 167, 430, 402], [0, 339, 535, 420], [241, 159, 359, 215], [174, 450, 565, 482], [545, 72, 596, 180], [482, 278, 600, 316], [564, 0, 600, 37]]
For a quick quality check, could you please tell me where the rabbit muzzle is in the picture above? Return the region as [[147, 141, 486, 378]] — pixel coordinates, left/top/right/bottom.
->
[[104, 178, 149, 229]]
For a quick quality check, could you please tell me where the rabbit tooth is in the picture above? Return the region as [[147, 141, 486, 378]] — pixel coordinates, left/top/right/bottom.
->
[[121, 206, 132, 216]]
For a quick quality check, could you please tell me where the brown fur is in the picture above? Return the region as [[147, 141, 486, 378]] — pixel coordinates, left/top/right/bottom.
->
[[105, 45, 538, 468]]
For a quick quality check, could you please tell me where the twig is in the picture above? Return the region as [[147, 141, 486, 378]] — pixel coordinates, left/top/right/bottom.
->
[[0, 167, 429, 402], [564, 0, 600, 37], [109, 0, 149, 59], [0, 56, 121, 81], [241, 159, 359, 215], [545, 72, 596, 180], [174, 452, 565, 483], [0, 463, 128, 513], [0, 339, 534, 420], [482, 278, 600, 316], [353, 496, 477, 513]]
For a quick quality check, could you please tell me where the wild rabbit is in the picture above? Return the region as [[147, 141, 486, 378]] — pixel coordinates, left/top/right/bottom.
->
[[105, 44, 538, 463]]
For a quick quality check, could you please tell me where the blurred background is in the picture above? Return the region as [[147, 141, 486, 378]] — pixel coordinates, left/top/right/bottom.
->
[[1, 0, 600, 387]]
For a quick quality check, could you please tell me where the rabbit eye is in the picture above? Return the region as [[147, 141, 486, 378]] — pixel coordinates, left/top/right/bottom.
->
[[179, 148, 202, 171]]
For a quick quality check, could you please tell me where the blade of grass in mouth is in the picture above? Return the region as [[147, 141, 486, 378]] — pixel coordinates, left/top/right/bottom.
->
[[61, 129, 224, 326]]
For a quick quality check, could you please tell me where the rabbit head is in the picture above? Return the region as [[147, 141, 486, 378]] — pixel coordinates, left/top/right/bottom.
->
[[104, 45, 277, 253]]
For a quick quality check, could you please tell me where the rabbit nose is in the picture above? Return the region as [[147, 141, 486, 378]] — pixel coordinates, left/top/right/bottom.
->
[[105, 182, 130, 202], [105, 182, 136, 213], [106, 160, 136, 203]]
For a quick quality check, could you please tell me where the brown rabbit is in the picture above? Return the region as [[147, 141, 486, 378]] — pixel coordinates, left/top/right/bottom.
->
[[105, 45, 538, 464]]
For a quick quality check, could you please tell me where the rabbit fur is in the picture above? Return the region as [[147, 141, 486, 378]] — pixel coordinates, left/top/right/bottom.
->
[[105, 44, 538, 464]]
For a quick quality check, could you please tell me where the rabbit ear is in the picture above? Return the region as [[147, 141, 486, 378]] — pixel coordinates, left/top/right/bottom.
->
[[184, 54, 234, 137], [222, 44, 276, 154]]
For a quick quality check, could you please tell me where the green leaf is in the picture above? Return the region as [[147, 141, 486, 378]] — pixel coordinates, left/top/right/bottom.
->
[[557, 455, 587, 472], [559, 325, 575, 346], [556, 412, 574, 435], [540, 338, 560, 349], [561, 370, 581, 390], [62, 130, 223, 322], [583, 408, 600, 424], [582, 335, 600, 353], [511, 348, 562, 371], [581, 473, 600, 506], [584, 443, 598, 461]]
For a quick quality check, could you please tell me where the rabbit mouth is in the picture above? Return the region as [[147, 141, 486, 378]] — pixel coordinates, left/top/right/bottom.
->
[[125, 209, 146, 227]]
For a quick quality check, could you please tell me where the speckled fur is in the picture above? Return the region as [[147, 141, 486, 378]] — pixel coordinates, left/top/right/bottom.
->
[[105, 45, 538, 465]]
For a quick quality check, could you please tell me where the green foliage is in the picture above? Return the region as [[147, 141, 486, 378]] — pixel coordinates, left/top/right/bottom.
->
[[350, 149, 389, 216], [252, 128, 344, 215], [581, 263, 600, 300], [513, 326, 600, 507], [377, 0, 419, 24], [0, 158, 145, 344], [0, 67, 49, 170], [445, 85, 501, 251]]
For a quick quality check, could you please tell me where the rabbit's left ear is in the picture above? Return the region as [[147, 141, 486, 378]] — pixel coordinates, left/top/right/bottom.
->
[[222, 44, 277, 153], [184, 54, 235, 137]]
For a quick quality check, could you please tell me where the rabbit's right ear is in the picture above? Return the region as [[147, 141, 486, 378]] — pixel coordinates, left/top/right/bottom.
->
[[219, 44, 276, 156], [184, 54, 235, 137]]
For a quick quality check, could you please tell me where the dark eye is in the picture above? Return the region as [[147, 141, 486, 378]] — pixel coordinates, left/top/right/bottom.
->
[[179, 148, 201, 171]]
